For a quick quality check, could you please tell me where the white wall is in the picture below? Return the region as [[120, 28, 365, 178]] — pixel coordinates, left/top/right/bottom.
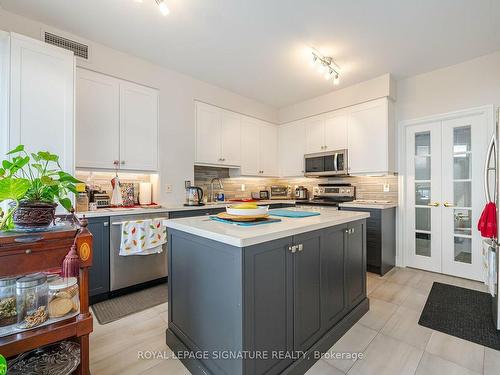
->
[[0, 8, 278, 205], [278, 73, 395, 124], [396, 50, 500, 124]]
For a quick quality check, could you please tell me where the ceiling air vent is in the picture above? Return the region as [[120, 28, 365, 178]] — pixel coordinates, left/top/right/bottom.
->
[[44, 32, 89, 59]]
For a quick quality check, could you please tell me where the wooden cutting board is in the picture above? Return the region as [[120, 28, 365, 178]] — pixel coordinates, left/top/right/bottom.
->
[[216, 212, 270, 222]]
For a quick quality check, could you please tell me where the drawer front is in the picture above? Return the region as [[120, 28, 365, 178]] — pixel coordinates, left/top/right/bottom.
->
[[0, 240, 73, 277]]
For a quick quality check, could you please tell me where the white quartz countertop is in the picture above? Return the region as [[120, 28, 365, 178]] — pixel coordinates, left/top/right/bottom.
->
[[77, 200, 296, 218], [163, 206, 369, 247], [339, 200, 398, 209], [76, 206, 171, 218], [161, 199, 296, 212]]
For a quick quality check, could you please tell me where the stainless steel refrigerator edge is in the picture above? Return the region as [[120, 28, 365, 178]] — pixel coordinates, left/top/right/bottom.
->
[[484, 108, 500, 330]]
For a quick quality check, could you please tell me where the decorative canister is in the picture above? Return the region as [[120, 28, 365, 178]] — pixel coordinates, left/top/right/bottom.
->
[[16, 273, 49, 329], [48, 277, 79, 319], [0, 276, 17, 327]]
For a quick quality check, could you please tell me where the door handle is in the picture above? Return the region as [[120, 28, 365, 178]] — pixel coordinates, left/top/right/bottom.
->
[[427, 202, 440, 207], [484, 132, 497, 202], [443, 202, 455, 208]]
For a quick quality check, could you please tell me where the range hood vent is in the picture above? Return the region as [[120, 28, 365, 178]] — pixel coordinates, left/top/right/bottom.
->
[[44, 32, 89, 59]]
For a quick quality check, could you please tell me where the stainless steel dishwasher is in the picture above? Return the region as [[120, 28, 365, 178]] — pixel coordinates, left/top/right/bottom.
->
[[110, 212, 169, 291]]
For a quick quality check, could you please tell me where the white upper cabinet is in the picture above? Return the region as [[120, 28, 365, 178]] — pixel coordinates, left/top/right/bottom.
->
[[279, 120, 306, 177], [305, 116, 325, 154], [305, 110, 348, 154], [195, 102, 241, 167], [75, 68, 159, 171], [324, 111, 348, 152], [240, 117, 261, 175], [9, 33, 75, 173], [76, 69, 120, 169], [119, 82, 159, 171], [195, 102, 221, 165], [220, 110, 241, 166], [347, 97, 394, 175], [259, 122, 279, 177], [239, 117, 279, 177]]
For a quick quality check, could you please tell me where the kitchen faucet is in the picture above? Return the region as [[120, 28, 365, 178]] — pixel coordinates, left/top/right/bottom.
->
[[209, 178, 224, 202]]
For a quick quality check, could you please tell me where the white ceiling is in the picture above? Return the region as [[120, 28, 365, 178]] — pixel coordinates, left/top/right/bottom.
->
[[2, 0, 500, 108]]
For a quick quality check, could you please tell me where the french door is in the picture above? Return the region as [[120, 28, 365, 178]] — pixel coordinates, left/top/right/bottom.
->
[[406, 113, 487, 281]]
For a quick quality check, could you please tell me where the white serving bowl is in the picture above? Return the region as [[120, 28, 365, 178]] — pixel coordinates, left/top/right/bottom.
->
[[226, 205, 269, 216]]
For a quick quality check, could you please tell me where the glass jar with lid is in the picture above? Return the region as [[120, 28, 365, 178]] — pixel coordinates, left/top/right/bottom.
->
[[16, 273, 48, 329], [0, 276, 17, 327], [48, 277, 79, 319]]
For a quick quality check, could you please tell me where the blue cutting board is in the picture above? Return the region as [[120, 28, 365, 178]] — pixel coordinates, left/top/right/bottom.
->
[[209, 216, 282, 226], [269, 209, 320, 218]]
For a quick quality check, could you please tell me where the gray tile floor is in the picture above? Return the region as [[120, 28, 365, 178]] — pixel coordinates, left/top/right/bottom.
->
[[90, 267, 500, 375], [307, 267, 500, 375]]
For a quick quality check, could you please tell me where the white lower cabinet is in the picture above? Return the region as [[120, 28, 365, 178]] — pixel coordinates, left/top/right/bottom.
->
[[279, 121, 305, 177], [76, 68, 159, 171]]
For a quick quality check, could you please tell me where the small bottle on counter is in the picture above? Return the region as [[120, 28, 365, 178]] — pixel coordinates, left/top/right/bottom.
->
[[75, 183, 89, 212]]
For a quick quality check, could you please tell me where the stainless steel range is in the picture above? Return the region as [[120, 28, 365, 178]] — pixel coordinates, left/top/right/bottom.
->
[[297, 183, 355, 208]]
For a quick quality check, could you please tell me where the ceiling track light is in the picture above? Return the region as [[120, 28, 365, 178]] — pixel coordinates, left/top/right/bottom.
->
[[154, 0, 170, 15], [310, 51, 341, 85]]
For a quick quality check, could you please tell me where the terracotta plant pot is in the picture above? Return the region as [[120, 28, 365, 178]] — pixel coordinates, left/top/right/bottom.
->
[[12, 201, 57, 230]]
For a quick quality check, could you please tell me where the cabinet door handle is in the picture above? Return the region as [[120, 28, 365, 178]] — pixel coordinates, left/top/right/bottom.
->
[[297, 244, 303, 252], [103, 222, 109, 227], [427, 202, 440, 207], [444, 202, 455, 208], [25, 249, 32, 254], [121, 160, 125, 165], [289, 245, 297, 253]]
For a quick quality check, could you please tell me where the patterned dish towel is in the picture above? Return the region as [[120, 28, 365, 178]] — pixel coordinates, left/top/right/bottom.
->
[[119, 218, 167, 256]]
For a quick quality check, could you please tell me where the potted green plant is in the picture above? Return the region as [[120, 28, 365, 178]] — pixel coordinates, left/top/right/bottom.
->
[[0, 145, 81, 231]]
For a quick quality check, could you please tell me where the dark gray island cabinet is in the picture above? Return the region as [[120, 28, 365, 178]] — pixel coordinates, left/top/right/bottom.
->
[[164, 208, 369, 375]]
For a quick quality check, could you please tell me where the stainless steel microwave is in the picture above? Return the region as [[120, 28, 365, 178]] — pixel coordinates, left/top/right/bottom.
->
[[304, 149, 348, 177]]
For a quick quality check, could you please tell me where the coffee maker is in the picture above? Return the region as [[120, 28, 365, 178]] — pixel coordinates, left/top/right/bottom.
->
[[185, 186, 204, 206]]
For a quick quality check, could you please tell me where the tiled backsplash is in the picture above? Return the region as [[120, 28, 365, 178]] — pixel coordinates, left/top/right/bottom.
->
[[75, 171, 152, 193], [194, 166, 398, 202]]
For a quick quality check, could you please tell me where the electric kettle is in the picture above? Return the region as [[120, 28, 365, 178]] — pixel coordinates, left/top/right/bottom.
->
[[185, 186, 204, 206]]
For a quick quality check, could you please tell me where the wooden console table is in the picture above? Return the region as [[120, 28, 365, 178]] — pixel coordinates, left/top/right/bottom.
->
[[0, 217, 93, 374]]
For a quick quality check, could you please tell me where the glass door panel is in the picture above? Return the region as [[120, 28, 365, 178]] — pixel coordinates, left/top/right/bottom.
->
[[441, 117, 487, 280], [406, 123, 442, 273]]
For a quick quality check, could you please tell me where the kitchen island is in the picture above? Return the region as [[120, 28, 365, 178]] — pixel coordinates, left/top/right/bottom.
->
[[164, 207, 370, 375]]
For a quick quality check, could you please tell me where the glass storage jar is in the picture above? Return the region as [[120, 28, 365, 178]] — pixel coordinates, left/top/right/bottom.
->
[[16, 273, 48, 329], [48, 277, 79, 319], [0, 276, 17, 327]]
